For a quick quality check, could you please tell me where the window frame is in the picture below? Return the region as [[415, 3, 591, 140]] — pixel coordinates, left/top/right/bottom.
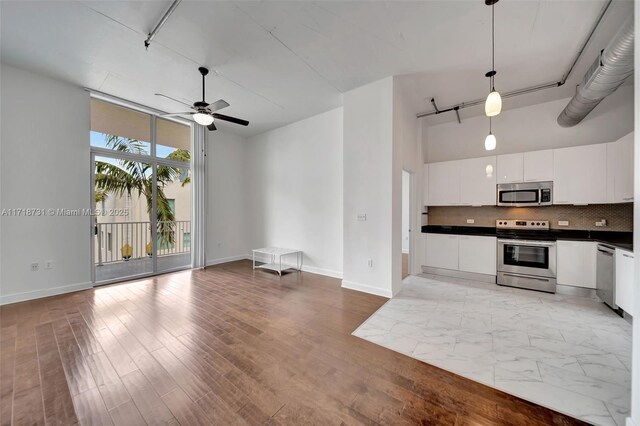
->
[[89, 93, 194, 285]]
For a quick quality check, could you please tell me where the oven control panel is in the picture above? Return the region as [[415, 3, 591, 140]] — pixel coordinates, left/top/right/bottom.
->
[[496, 219, 549, 230]]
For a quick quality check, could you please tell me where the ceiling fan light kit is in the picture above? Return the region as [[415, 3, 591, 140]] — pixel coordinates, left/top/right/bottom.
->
[[193, 112, 214, 126], [157, 67, 249, 131]]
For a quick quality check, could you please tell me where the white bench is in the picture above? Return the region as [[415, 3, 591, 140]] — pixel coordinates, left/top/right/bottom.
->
[[252, 247, 302, 276]]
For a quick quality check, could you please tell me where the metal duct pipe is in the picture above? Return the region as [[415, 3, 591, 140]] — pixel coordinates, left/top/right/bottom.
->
[[557, 17, 634, 127]]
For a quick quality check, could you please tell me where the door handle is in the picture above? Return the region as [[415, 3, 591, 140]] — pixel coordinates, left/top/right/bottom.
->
[[503, 273, 550, 282]]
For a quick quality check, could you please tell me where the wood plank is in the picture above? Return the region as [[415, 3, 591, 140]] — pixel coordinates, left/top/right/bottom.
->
[[107, 400, 146, 426], [35, 322, 77, 425], [72, 387, 113, 426], [120, 370, 177, 425], [161, 387, 214, 426], [85, 352, 131, 410]]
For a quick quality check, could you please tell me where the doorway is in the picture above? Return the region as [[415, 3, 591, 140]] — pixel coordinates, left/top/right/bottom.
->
[[402, 170, 411, 279], [90, 98, 193, 285]]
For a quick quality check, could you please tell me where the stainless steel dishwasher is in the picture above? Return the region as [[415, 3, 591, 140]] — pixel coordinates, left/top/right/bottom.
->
[[596, 244, 617, 310]]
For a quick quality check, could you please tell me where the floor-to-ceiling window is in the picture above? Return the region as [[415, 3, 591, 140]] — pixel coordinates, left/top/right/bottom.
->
[[90, 98, 192, 284]]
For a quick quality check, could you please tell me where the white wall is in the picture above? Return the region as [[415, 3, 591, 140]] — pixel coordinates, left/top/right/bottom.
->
[[393, 78, 424, 282], [206, 130, 249, 265], [0, 64, 92, 304], [423, 87, 634, 163], [401, 171, 410, 253], [245, 108, 343, 277], [630, 5, 639, 425], [343, 78, 395, 297]]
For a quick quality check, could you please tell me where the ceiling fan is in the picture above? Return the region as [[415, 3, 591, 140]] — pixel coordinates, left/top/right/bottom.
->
[[157, 67, 249, 131]]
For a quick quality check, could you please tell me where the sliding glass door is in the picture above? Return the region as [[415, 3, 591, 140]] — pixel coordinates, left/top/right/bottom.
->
[[90, 99, 192, 285]]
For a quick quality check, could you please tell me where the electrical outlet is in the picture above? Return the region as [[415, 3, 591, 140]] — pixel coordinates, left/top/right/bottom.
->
[[558, 220, 569, 226], [31, 263, 39, 272], [357, 214, 367, 221], [466, 219, 475, 224], [367, 258, 373, 268], [44, 260, 53, 269]]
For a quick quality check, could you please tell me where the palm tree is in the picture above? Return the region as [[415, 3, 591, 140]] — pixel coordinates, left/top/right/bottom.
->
[[94, 134, 190, 246]]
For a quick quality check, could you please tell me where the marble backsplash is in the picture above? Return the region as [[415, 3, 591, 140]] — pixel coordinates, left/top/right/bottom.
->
[[427, 203, 633, 232]]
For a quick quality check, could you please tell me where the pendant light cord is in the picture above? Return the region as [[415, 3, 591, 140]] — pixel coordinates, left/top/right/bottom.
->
[[491, 2, 495, 91]]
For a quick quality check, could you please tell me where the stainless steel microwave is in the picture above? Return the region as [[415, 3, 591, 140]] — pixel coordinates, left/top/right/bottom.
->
[[497, 181, 553, 207]]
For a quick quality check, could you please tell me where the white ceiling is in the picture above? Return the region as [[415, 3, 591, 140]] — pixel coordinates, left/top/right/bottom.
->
[[0, 0, 634, 136]]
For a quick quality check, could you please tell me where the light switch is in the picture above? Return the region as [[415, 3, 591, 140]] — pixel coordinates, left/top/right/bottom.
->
[[558, 220, 569, 226], [357, 214, 367, 221], [466, 219, 475, 224]]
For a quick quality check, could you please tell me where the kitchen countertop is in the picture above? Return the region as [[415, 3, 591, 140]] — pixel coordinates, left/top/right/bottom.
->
[[422, 225, 633, 251]]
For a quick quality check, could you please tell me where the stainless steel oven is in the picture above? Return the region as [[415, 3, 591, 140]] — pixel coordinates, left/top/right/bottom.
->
[[497, 239, 557, 293], [497, 181, 553, 207]]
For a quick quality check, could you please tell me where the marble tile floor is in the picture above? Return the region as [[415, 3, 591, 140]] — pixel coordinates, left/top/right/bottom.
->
[[352, 274, 633, 426]]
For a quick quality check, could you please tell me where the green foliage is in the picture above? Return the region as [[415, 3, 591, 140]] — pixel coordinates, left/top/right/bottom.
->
[[94, 135, 190, 244]]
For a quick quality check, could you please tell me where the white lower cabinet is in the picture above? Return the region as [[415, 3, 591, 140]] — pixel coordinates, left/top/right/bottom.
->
[[459, 236, 497, 275], [424, 233, 496, 276], [557, 240, 597, 288], [615, 249, 634, 316], [425, 234, 459, 270]]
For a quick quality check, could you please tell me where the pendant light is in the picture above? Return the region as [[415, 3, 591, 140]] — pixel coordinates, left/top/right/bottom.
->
[[485, 117, 496, 151], [484, 0, 501, 117]]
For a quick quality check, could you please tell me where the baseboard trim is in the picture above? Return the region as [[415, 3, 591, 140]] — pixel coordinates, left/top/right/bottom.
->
[[208, 254, 343, 280], [206, 255, 249, 266], [0, 281, 93, 306], [301, 265, 343, 279], [341, 280, 392, 298]]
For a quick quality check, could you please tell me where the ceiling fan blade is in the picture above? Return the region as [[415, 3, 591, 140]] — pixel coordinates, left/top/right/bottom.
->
[[207, 99, 230, 112], [158, 112, 195, 117], [155, 93, 194, 108], [212, 113, 249, 126], [207, 122, 217, 131]]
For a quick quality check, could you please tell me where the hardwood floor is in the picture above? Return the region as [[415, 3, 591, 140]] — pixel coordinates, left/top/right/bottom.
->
[[0, 260, 586, 425], [402, 253, 409, 279]]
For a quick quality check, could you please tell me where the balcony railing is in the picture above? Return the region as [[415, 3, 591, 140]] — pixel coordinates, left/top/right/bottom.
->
[[95, 220, 191, 265]]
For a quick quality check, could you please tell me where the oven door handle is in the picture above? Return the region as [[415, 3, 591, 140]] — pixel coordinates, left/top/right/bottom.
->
[[498, 240, 556, 247], [502, 273, 552, 282]]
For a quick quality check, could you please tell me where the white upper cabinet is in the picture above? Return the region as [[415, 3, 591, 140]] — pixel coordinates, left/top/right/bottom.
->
[[553, 143, 607, 204], [425, 139, 626, 206], [428, 160, 460, 206], [497, 153, 523, 184], [607, 132, 634, 203], [459, 156, 497, 206], [523, 149, 554, 182]]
